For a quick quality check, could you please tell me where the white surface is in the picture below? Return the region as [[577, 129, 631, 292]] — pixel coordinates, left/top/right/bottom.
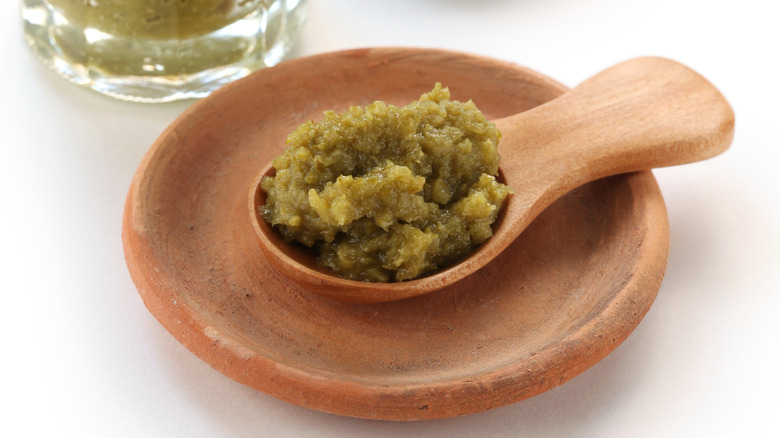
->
[[2, 0, 778, 436]]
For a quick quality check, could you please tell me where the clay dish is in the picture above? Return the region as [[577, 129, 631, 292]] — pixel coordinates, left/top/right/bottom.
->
[[123, 47, 671, 420]]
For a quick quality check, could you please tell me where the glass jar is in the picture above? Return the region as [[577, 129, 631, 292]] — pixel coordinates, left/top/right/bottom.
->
[[22, 0, 309, 102]]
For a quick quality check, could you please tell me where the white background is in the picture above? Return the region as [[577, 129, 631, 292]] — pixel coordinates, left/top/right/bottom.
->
[[2, 0, 778, 436]]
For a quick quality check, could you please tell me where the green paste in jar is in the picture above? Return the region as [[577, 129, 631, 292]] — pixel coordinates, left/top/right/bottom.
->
[[260, 84, 512, 282], [48, 0, 268, 39]]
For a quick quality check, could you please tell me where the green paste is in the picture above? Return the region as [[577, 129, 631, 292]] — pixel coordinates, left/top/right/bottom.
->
[[49, 0, 269, 39], [261, 84, 512, 282]]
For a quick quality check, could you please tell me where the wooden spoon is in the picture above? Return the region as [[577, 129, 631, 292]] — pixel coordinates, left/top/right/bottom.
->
[[250, 57, 734, 303]]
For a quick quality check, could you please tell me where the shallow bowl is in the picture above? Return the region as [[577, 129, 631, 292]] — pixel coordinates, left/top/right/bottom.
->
[[122, 47, 669, 420]]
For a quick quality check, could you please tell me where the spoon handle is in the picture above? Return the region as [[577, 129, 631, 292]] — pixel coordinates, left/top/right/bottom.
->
[[496, 57, 734, 194]]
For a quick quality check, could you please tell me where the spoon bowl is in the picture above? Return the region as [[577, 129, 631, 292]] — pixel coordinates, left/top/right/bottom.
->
[[250, 161, 481, 302], [251, 56, 734, 303]]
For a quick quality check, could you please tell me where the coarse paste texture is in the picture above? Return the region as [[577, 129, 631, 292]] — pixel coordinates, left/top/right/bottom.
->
[[260, 84, 512, 282], [48, 0, 269, 39]]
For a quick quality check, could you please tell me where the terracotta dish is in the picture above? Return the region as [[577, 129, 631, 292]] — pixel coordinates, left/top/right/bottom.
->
[[123, 48, 670, 420]]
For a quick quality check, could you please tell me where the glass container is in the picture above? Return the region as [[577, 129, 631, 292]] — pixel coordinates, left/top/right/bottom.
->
[[23, 0, 309, 102]]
